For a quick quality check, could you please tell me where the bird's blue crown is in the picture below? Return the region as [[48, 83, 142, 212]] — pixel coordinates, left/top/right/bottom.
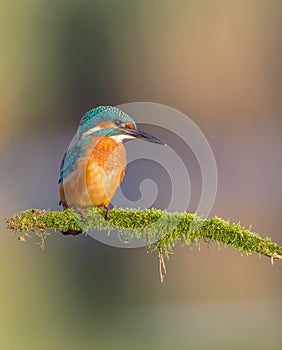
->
[[79, 106, 136, 134]]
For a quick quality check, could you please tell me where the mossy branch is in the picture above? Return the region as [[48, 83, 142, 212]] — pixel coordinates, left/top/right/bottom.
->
[[5, 207, 282, 265]]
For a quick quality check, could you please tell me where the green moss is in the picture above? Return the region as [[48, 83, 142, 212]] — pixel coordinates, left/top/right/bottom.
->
[[5, 207, 282, 262]]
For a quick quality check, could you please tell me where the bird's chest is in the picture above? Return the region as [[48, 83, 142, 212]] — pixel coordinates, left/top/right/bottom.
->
[[86, 137, 126, 184], [62, 137, 126, 208], [84, 137, 127, 206]]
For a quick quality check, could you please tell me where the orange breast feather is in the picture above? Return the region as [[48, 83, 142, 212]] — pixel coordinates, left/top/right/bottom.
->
[[61, 137, 126, 209]]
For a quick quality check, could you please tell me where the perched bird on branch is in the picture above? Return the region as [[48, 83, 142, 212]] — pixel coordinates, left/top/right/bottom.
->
[[59, 106, 165, 235]]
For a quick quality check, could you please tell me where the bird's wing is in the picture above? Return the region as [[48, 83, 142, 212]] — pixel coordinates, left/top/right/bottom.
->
[[58, 144, 83, 183]]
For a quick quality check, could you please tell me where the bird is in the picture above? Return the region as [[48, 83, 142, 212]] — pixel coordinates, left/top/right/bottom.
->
[[58, 106, 165, 235]]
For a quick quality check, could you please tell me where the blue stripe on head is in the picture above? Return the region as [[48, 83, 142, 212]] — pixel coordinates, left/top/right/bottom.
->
[[79, 106, 137, 134]]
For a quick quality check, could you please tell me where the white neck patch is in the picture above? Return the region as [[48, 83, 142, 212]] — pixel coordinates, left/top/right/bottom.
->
[[82, 126, 101, 137]]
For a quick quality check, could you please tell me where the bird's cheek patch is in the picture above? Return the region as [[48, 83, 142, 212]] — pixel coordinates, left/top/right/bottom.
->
[[124, 123, 134, 129]]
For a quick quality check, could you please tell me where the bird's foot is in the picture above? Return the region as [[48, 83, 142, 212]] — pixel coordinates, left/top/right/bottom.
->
[[104, 206, 111, 220], [71, 205, 88, 219]]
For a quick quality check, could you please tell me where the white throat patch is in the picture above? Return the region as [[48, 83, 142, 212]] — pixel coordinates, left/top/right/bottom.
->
[[110, 134, 135, 143]]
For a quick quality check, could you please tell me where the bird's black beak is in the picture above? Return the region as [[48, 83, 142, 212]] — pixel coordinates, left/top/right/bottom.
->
[[123, 126, 166, 145]]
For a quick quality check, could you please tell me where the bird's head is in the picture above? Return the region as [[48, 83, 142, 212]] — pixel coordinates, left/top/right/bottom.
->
[[78, 106, 165, 145]]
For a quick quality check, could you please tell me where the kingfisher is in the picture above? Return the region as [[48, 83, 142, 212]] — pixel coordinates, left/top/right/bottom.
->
[[59, 106, 165, 235]]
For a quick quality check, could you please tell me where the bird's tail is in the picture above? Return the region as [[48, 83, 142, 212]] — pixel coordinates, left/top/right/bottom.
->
[[61, 228, 82, 236]]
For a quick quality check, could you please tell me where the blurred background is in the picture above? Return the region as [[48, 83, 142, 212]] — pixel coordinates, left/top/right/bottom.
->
[[1, 0, 282, 349]]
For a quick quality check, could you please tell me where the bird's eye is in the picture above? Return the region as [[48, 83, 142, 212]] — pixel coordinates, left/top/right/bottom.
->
[[114, 120, 134, 129], [113, 119, 122, 126]]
